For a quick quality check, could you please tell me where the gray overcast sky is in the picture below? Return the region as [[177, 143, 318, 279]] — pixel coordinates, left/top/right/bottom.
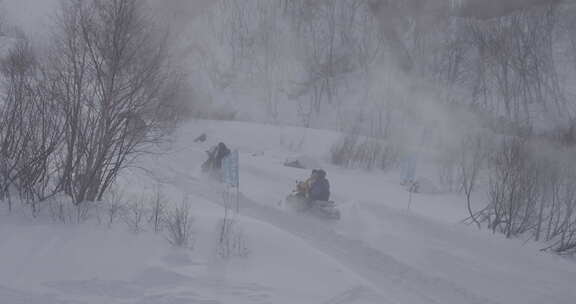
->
[[3, 0, 58, 36], [2, 0, 215, 37]]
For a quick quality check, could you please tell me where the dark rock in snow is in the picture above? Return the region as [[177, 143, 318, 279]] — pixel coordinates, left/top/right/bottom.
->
[[194, 133, 207, 143], [284, 160, 305, 169], [283, 155, 320, 170]]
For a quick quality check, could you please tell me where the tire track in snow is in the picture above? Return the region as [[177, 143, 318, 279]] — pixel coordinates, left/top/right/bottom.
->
[[154, 166, 499, 304]]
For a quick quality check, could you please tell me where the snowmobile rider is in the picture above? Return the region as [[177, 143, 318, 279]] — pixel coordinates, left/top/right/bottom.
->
[[213, 142, 231, 169], [308, 169, 330, 202], [297, 169, 316, 195], [288, 169, 339, 219], [202, 142, 231, 174]]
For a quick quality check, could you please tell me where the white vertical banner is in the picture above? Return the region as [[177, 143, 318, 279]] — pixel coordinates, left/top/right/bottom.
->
[[222, 154, 232, 185], [222, 150, 239, 188], [230, 150, 239, 188], [222, 150, 240, 213]]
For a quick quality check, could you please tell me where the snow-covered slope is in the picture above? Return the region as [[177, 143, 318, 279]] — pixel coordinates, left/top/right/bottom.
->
[[2, 119, 576, 304], [0, 195, 380, 304]]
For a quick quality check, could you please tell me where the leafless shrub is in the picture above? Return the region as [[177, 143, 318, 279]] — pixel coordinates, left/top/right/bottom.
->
[[331, 133, 398, 171], [458, 133, 490, 227], [474, 138, 576, 254], [47, 196, 95, 224], [0, 0, 182, 209], [164, 199, 194, 248], [100, 189, 126, 228], [330, 133, 358, 167], [216, 218, 249, 259], [48, 197, 74, 223], [483, 138, 541, 237], [0, 38, 62, 208], [123, 199, 147, 233], [148, 187, 167, 233], [538, 165, 576, 254]]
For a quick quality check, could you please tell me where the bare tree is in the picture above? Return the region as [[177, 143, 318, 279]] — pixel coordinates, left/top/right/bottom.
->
[[0, 38, 63, 213], [50, 0, 175, 204], [472, 137, 576, 254], [458, 133, 488, 227]]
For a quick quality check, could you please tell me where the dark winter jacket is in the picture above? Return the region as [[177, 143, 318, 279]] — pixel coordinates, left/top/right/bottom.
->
[[213, 143, 230, 169], [309, 177, 330, 201], [203, 142, 231, 171]]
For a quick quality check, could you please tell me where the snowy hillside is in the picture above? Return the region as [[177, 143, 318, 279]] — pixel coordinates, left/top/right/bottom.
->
[[3, 0, 576, 303], [2, 120, 576, 304]]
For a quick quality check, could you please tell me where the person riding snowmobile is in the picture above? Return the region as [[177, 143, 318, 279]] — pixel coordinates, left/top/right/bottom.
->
[[202, 142, 231, 179], [296, 169, 317, 195], [295, 169, 330, 206], [287, 169, 339, 219], [308, 169, 330, 202], [213, 142, 230, 169]]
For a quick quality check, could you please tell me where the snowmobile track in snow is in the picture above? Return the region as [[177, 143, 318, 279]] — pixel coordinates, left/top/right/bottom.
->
[[157, 169, 500, 304]]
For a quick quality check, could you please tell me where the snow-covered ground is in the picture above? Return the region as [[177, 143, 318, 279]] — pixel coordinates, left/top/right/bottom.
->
[[2, 119, 576, 303], [0, 197, 376, 304]]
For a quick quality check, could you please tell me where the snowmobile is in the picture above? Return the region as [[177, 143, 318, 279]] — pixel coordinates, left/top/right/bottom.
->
[[201, 150, 221, 180], [284, 181, 341, 220], [201, 143, 230, 181]]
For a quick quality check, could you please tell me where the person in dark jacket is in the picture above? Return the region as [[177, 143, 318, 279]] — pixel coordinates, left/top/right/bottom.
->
[[202, 142, 231, 175], [214, 142, 230, 169], [308, 169, 330, 202]]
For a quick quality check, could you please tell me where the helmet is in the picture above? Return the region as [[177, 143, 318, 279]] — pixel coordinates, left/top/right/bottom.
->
[[316, 169, 326, 179]]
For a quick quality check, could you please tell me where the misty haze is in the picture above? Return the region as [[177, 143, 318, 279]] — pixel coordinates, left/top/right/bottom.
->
[[1, 0, 576, 303]]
